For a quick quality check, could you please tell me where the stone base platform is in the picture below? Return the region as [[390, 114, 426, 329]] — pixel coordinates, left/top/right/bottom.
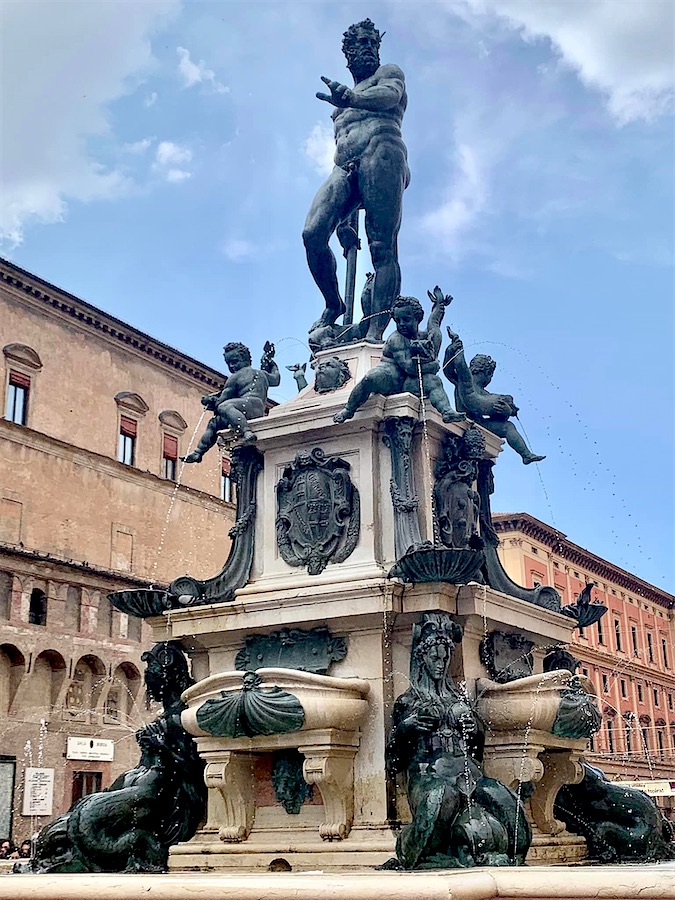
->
[[167, 824, 587, 871], [169, 822, 395, 872], [3, 867, 674, 900]]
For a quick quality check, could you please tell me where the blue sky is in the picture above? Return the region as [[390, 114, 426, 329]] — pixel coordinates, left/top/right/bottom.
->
[[2, 0, 673, 590]]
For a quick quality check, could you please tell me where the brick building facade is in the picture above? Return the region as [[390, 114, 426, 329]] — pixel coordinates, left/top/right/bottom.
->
[[494, 512, 675, 816], [0, 258, 235, 842]]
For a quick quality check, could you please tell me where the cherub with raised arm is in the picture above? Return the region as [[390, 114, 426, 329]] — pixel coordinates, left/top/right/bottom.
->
[[182, 341, 280, 462], [333, 288, 464, 423], [442, 330, 545, 465]]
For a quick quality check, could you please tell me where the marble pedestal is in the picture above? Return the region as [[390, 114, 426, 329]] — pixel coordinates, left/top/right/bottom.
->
[[153, 344, 592, 871]]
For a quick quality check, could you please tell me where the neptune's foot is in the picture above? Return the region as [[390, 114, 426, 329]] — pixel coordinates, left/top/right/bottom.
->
[[523, 454, 546, 465], [310, 299, 346, 331]]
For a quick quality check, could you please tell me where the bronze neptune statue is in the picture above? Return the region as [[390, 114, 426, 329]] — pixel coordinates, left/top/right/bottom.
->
[[303, 19, 409, 342]]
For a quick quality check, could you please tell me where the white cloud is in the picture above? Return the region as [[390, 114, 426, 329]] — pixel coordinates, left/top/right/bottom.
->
[[420, 143, 488, 260], [155, 141, 192, 167], [454, 0, 674, 123], [122, 138, 153, 155], [176, 46, 229, 94], [165, 169, 192, 184], [221, 238, 256, 262], [303, 122, 335, 176], [0, 0, 178, 248], [144, 91, 158, 107], [152, 141, 193, 183]]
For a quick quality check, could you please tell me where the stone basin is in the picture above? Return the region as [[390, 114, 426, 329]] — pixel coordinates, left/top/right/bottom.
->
[[181, 668, 371, 738], [476, 670, 596, 734]]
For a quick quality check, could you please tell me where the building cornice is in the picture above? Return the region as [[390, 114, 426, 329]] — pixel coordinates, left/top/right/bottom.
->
[[1, 258, 226, 390], [493, 512, 674, 610], [0, 542, 160, 589]]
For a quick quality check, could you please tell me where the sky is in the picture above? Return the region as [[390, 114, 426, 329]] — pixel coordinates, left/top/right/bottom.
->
[[1, 0, 673, 591]]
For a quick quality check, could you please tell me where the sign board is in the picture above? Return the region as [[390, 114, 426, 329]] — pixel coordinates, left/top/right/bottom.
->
[[66, 737, 115, 762], [22, 768, 54, 816], [0, 759, 15, 837], [617, 779, 675, 797]]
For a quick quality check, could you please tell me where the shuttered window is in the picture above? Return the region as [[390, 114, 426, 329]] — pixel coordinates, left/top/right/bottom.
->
[[5, 371, 30, 424], [118, 416, 137, 465], [162, 434, 178, 480], [120, 416, 137, 437]]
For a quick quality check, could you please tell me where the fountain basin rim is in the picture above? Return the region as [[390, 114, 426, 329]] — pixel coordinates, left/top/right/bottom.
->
[[2, 867, 673, 900], [477, 670, 595, 695], [181, 668, 371, 738], [181, 668, 370, 704]]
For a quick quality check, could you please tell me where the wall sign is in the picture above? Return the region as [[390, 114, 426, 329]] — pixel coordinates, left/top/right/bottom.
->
[[618, 779, 675, 797], [22, 768, 54, 816], [67, 737, 115, 762]]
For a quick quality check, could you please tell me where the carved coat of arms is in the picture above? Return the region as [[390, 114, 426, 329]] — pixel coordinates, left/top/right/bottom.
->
[[276, 448, 360, 575]]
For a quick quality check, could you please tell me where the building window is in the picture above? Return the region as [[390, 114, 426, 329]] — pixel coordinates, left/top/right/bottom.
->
[[637, 683, 643, 703], [602, 674, 609, 693], [662, 638, 670, 669], [620, 679, 627, 698], [653, 689, 659, 707], [28, 588, 47, 626], [647, 632, 654, 663], [597, 615, 604, 644], [582, 667, 589, 677], [630, 624, 639, 657], [614, 619, 622, 652], [221, 458, 234, 503], [657, 729, 665, 755], [118, 416, 137, 465], [71, 771, 102, 805], [641, 726, 649, 754], [4, 371, 30, 425], [606, 719, 614, 753], [668, 693, 673, 711], [624, 719, 633, 752], [162, 434, 178, 480]]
